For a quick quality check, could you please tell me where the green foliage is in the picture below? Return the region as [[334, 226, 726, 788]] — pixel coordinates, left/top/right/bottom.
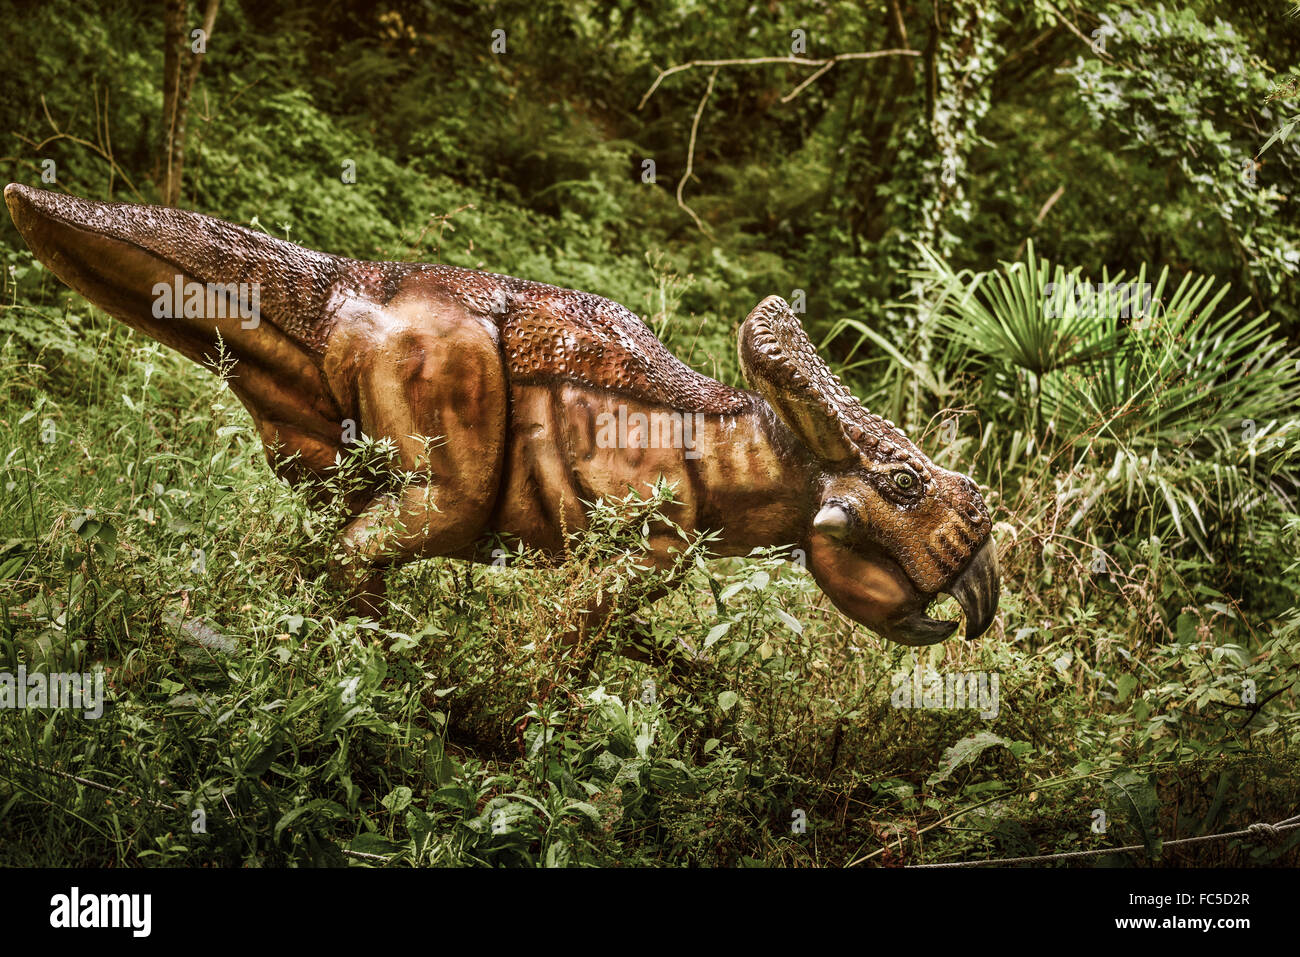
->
[[912, 242, 1300, 558], [1063, 5, 1300, 324]]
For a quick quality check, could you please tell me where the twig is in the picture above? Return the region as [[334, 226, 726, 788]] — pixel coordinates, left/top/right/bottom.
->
[[1040, 0, 1113, 63], [4, 756, 178, 812], [14, 94, 146, 203], [676, 69, 718, 236], [405, 204, 476, 261], [643, 48, 920, 233], [1033, 184, 1066, 225], [1014, 184, 1066, 258], [780, 60, 838, 103], [639, 50, 920, 110], [908, 817, 1300, 868]]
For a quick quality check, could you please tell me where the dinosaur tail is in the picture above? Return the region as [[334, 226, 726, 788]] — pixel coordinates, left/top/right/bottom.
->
[[4, 184, 343, 356]]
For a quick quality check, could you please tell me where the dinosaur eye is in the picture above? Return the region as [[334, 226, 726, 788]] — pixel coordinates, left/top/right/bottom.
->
[[893, 468, 919, 491]]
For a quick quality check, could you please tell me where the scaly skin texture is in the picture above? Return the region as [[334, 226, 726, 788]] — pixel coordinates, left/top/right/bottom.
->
[[5, 184, 1000, 649]]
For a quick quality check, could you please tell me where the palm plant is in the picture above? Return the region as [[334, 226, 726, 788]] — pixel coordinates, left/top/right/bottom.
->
[[910, 241, 1128, 436], [1044, 266, 1300, 550], [909, 243, 1300, 555]]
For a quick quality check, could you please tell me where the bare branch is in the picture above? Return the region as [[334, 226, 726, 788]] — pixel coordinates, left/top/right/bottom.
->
[[645, 48, 920, 232], [15, 94, 146, 203], [1014, 184, 1066, 259], [780, 60, 838, 103], [639, 49, 920, 110], [1034, 184, 1066, 225], [677, 68, 718, 236], [1040, 0, 1117, 65]]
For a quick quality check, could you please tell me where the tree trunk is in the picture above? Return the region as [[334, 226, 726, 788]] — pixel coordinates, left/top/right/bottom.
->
[[159, 0, 220, 207]]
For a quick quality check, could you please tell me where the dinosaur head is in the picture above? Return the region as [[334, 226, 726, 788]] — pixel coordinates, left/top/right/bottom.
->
[[739, 296, 999, 646]]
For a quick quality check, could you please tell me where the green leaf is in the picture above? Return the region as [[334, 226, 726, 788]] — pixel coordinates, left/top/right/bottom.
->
[[926, 732, 1012, 787], [382, 786, 413, 813], [1115, 674, 1138, 702], [561, 801, 601, 825], [349, 832, 399, 855], [774, 608, 803, 634], [274, 799, 348, 841], [244, 740, 280, 777], [1104, 769, 1162, 859], [718, 582, 745, 602]]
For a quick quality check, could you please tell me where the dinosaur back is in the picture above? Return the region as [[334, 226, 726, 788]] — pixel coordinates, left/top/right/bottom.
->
[[408, 264, 753, 415]]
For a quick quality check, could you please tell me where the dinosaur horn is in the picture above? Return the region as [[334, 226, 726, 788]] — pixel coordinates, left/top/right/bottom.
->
[[4, 184, 342, 353], [739, 296, 924, 471]]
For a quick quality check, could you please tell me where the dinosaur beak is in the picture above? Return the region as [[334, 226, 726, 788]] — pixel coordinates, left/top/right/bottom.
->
[[885, 537, 999, 645], [945, 537, 1000, 640], [888, 536, 1000, 644]]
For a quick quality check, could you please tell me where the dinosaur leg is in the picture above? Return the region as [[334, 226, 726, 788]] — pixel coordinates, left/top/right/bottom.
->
[[329, 487, 453, 616], [327, 306, 507, 616]]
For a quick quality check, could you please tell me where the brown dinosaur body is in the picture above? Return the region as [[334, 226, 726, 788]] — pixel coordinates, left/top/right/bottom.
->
[[5, 184, 998, 648]]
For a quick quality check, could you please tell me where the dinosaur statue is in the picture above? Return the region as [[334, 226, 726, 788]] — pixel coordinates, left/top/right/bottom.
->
[[4, 184, 999, 653]]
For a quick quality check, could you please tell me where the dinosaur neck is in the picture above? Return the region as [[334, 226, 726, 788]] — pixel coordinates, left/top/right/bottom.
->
[[690, 398, 817, 556]]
